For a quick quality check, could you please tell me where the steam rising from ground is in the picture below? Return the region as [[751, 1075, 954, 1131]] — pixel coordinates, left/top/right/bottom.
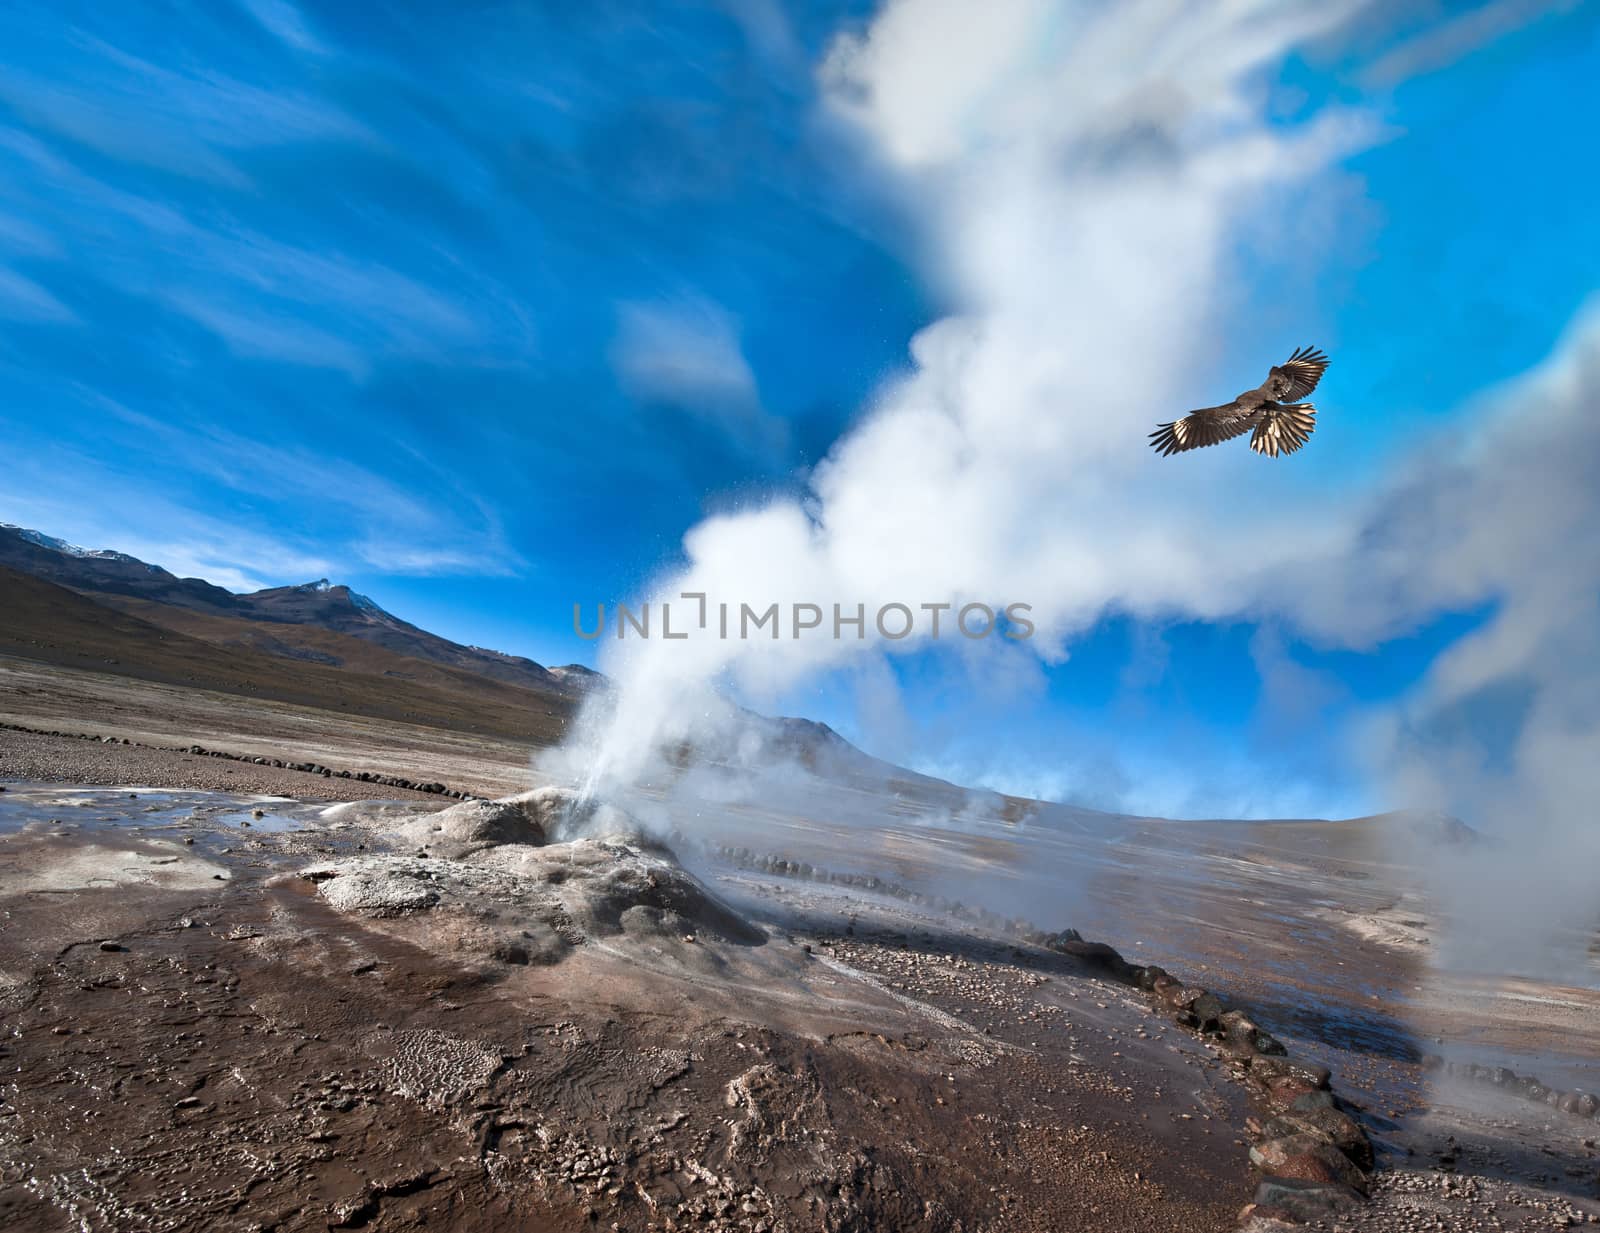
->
[[1345, 314, 1600, 981], [555, 0, 1373, 791], [547, 1, 1599, 978]]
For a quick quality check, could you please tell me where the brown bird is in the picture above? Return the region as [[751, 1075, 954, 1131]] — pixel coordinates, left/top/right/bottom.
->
[[1149, 346, 1330, 458]]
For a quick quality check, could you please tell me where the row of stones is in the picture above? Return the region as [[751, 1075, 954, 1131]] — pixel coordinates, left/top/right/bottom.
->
[[698, 833, 1379, 1233], [1422, 1055, 1600, 1121], [700, 838, 1044, 938], [1036, 932, 1375, 1230], [0, 720, 479, 800]]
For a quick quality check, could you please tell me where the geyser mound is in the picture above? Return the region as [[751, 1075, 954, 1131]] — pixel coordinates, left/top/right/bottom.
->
[[300, 786, 762, 967]]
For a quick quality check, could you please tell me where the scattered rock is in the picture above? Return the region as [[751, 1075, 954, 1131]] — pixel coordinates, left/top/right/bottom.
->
[[1250, 1175, 1364, 1222], [1263, 1108, 1373, 1171], [1251, 1134, 1368, 1194]]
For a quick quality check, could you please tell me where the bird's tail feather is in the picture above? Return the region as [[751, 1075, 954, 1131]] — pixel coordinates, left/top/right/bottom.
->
[[1250, 404, 1316, 457]]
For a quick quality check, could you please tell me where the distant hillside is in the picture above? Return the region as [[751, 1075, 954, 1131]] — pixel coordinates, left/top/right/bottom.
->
[[0, 523, 564, 694], [0, 523, 239, 611], [0, 566, 574, 743]]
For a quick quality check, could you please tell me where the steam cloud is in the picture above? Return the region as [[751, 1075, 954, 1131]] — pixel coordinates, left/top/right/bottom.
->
[[549, 1, 1599, 973]]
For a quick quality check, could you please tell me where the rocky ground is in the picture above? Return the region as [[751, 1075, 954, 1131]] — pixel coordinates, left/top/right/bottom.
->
[[0, 783, 1253, 1232], [0, 725, 455, 801], [0, 657, 536, 798], [2, 658, 1598, 1231]]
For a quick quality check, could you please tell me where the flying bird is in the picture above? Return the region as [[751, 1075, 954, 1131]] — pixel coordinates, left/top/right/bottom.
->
[[1149, 346, 1330, 458]]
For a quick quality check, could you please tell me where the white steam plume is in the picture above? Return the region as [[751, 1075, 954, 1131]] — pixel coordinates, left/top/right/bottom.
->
[[555, 0, 1378, 796], [1336, 310, 1600, 979], [549, 0, 1600, 978]]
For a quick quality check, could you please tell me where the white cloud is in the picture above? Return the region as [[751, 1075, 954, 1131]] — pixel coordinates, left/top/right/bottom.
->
[[612, 298, 787, 456], [818, 0, 1050, 169], [613, 299, 758, 406], [352, 540, 523, 577]]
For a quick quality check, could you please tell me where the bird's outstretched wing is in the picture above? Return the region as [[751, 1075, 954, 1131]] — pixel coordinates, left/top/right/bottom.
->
[[1148, 405, 1256, 456], [1249, 404, 1316, 457], [1275, 346, 1330, 401]]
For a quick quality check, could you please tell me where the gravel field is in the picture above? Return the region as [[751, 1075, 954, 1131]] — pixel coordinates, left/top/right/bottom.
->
[[2, 656, 1598, 1231], [0, 727, 450, 801]]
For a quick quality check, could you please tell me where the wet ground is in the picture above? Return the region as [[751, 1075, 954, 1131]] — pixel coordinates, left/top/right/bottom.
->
[[2, 657, 1598, 1230], [0, 781, 1256, 1233], [1, 779, 1595, 1231], [645, 779, 1600, 1229]]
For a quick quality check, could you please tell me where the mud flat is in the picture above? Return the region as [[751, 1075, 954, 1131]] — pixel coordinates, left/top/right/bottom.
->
[[0, 781, 1260, 1232], [3, 660, 1599, 1229]]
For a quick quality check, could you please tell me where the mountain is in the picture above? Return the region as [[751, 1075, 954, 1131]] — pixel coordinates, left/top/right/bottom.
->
[[0, 522, 240, 611], [548, 663, 605, 691], [0, 565, 573, 744], [0, 524, 563, 694], [221, 577, 563, 692]]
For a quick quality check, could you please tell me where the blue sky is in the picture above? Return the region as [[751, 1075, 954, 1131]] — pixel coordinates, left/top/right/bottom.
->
[[2, 1, 1597, 818]]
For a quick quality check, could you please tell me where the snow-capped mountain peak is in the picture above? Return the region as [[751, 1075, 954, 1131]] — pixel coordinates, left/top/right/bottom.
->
[[1, 523, 158, 570]]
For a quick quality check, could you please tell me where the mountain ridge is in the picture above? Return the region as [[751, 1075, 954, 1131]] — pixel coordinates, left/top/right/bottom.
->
[[0, 523, 569, 694]]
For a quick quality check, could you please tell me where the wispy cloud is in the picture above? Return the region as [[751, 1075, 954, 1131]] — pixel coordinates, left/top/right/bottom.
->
[[0, 475, 334, 595], [612, 297, 788, 457], [31, 392, 527, 583], [0, 265, 74, 322], [0, 10, 371, 186], [351, 541, 522, 577], [239, 0, 330, 57], [164, 292, 369, 374], [1363, 0, 1584, 86], [614, 299, 759, 406]]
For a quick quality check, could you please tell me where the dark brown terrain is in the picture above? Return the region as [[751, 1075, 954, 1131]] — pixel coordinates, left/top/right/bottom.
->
[[0, 565, 574, 746], [1, 527, 1598, 1232], [0, 524, 566, 694], [0, 782, 1256, 1233]]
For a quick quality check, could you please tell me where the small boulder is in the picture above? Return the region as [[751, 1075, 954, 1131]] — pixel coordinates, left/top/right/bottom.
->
[[394, 798, 547, 858], [1043, 936, 1136, 982], [1251, 1134, 1368, 1194], [1188, 991, 1225, 1032], [1250, 1176, 1363, 1222], [1220, 1009, 1287, 1057], [302, 858, 443, 916], [1263, 1108, 1373, 1171], [1248, 1056, 1331, 1089], [1289, 1090, 1337, 1113]]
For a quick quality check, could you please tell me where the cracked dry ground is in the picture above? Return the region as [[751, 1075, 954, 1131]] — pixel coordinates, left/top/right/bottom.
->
[[0, 819, 1250, 1232]]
